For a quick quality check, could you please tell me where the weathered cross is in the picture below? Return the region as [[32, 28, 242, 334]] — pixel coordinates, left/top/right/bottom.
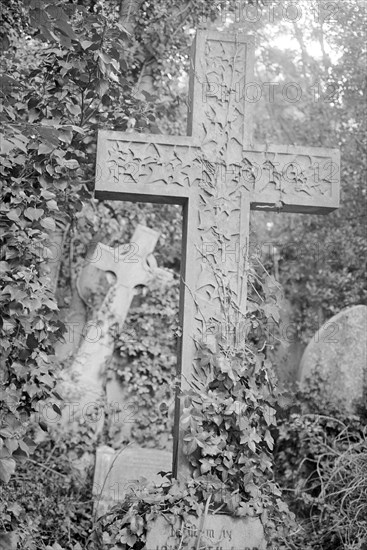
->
[[95, 30, 340, 479], [61, 225, 168, 432]]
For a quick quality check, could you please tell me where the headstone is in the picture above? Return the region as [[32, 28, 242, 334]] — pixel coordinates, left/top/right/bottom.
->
[[60, 225, 168, 432], [95, 29, 340, 548], [93, 445, 172, 517], [299, 305, 367, 412], [69, 226, 173, 505]]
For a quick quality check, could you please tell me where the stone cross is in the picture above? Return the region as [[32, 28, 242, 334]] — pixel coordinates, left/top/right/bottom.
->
[[61, 225, 168, 431], [94, 30, 340, 483]]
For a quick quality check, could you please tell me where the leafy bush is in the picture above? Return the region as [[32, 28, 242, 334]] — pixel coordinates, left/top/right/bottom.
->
[[112, 275, 180, 450], [0, 425, 95, 550], [274, 380, 367, 550]]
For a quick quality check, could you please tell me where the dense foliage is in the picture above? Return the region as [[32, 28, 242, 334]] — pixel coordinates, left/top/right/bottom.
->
[[274, 379, 367, 550], [0, 427, 94, 550], [113, 276, 180, 450], [0, 0, 186, 485]]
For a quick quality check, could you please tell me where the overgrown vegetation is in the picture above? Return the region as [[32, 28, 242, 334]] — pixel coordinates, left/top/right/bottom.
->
[[112, 276, 180, 450], [0, 426, 95, 550], [274, 379, 367, 550]]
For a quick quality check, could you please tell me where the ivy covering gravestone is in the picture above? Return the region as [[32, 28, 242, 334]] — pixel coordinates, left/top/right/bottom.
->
[[94, 29, 340, 548]]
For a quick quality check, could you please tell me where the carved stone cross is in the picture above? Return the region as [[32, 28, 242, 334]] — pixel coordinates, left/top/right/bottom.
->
[[62, 224, 168, 431], [95, 30, 340, 487]]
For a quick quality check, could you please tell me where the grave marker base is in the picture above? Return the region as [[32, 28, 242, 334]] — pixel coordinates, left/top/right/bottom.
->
[[145, 513, 265, 550], [93, 445, 172, 517]]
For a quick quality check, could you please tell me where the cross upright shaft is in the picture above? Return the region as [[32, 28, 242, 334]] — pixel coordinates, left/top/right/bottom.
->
[[95, 30, 340, 478]]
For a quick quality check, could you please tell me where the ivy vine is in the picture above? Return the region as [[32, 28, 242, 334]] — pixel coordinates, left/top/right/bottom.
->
[[96, 258, 296, 549]]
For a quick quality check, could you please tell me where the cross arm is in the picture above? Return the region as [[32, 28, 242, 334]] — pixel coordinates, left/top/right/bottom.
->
[[243, 143, 340, 214], [95, 130, 201, 204]]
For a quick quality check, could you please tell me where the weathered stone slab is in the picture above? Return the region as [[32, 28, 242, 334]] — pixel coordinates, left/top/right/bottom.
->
[[146, 514, 265, 550], [299, 305, 367, 412], [93, 445, 172, 516]]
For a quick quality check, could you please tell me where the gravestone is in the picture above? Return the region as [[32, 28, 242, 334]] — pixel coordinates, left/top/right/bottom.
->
[[95, 29, 340, 548], [71, 227, 174, 514], [93, 445, 172, 517], [147, 514, 266, 550], [299, 305, 367, 412], [60, 224, 166, 431]]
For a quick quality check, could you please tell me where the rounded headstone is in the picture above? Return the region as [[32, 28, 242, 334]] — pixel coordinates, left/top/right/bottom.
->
[[299, 305, 367, 412]]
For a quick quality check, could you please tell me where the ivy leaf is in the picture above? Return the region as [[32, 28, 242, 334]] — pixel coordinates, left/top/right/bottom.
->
[[263, 405, 276, 426], [38, 143, 54, 155], [43, 298, 58, 310], [18, 437, 36, 456], [5, 134, 28, 153], [47, 199, 59, 211], [40, 217, 56, 231], [0, 261, 10, 273], [6, 209, 21, 222], [41, 190, 56, 200], [63, 159, 80, 170], [264, 429, 274, 450], [0, 456, 16, 483], [200, 458, 214, 474], [247, 429, 261, 453], [67, 103, 81, 116], [81, 40, 93, 50], [5, 438, 18, 454], [58, 130, 73, 143], [54, 19, 78, 41], [245, 483, 261, 498], [118, 528, 137, 546], [99, 52, 112, 64], [26, 333, 39, 349], [183, 435, 198, 454], [24, 207, 44, 221], [97, 79, 109, 98]]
